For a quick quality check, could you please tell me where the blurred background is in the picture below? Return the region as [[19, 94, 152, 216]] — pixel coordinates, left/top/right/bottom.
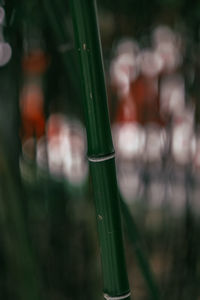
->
[[1, 0, 200, 299]]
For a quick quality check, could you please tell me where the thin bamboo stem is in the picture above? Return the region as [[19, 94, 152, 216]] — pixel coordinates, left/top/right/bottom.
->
[[0, 144, 42, 300], [42, 0, 79, 91], [69, 0, 131, 298], [120, 198, 160, 300]]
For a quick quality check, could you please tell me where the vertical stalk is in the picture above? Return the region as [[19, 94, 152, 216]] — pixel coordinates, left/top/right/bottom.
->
[[69, 0, 131, 299], [0, 143, 42, 300], [42, 0, 80, 93], [120, 198, 160, 300]]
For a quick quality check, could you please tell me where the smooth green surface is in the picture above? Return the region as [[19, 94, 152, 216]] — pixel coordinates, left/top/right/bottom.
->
[[90, 158, 130, 296], [69, 0, 114, 157]]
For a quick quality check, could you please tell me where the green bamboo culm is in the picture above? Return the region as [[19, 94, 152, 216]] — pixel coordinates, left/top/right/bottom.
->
[[42, 0, 80, 93], [69, 0, 131, 299], [121, 198, 160, 300]]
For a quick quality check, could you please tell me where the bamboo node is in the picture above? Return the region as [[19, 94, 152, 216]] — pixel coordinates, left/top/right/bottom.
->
[[88, 153, 115, 163], [104, 292, 131, 300]]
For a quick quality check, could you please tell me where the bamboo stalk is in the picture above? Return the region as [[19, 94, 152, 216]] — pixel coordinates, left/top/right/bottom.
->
[[42, 0, 80, 91], [69, 0, 131, 298], [120, 198, 160, 300], [0, 142, 42, 300]]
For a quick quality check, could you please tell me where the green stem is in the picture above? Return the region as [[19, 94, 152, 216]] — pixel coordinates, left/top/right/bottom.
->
[[69, 0, 113, 157], [0, 146, 42, 300], [69, 0, 131, 298], [120, 198, 160, 300], [42, 0, 80, 96]]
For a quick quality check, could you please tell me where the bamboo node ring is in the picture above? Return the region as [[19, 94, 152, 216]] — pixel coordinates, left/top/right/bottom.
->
[[104, 292, 131, 300], [88, 153, 115, 163]]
